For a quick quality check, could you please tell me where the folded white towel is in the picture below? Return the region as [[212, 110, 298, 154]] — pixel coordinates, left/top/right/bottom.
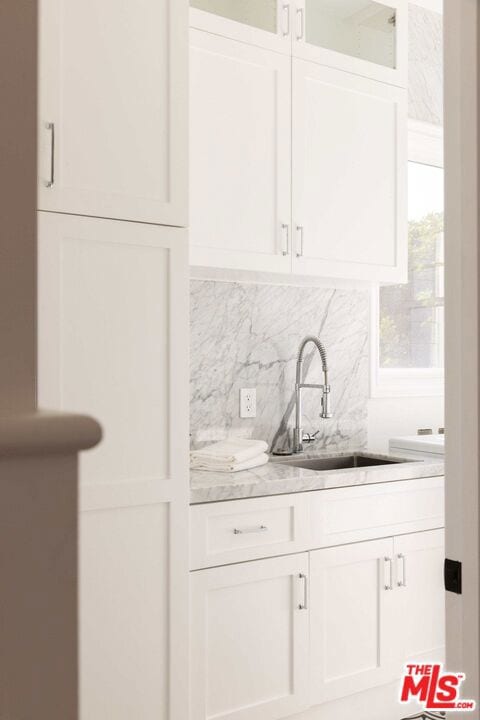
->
[[191, 453, 269, 473], [190, 438, 269, 465]]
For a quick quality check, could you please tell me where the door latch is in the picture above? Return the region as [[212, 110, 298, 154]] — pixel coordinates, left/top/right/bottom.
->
[[444, 558, 462, 594]]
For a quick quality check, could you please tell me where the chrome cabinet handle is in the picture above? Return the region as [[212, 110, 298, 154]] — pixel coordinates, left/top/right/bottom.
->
[[281, 223, 290, 256], [44, 122, 55, 188], [397, 553, 407, 587], [298, 573, 308, 610], [383, 556, 393, 590], [296, 7, 304, 40], [296, 225, 304, 257], [282, 3, 290, 36], [233, 525, 268, 535]]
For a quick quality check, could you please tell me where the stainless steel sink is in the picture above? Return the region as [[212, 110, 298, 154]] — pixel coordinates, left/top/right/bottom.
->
[[277, 453, 407, 472]]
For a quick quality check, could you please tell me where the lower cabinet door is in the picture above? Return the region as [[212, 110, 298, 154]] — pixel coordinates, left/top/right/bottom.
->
[[190, 553, 309, 720], [393, 529, 446, 670], [310, 538, 397, 704]]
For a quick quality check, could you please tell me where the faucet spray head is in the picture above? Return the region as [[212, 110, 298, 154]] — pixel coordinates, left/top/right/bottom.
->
[[320, 385, 332, 419]]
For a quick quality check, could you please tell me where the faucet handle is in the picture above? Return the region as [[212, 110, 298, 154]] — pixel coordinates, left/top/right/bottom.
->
[[302, 430, 319, 443]]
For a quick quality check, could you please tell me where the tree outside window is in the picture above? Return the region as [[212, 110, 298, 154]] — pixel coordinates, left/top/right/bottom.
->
[[379, 161, 444, 370]]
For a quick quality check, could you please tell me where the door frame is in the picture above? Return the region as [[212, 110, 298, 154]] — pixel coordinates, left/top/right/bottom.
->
[[444, 0, 480, 709]]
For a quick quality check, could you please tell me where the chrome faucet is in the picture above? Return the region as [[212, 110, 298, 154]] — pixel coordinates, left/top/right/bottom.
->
[[294, 335, 332, 453]]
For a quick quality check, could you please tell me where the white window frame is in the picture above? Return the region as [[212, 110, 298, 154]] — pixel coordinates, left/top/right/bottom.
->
[[370, 120, 444, 398]]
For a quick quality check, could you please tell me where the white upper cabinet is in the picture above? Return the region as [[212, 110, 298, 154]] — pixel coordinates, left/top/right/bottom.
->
[[190, 0, 292, 54], [189, 3, 407, 282], [189, 0, 407, 85], [37, 211, 189, 487], [38, 0, 188, 226], [189, 30, 292, 273], [292, 59, 407, 282], [293, 0, 407, 87]]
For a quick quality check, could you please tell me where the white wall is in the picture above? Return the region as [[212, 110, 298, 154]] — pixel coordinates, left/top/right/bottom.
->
[[368, 396, 444, 452]]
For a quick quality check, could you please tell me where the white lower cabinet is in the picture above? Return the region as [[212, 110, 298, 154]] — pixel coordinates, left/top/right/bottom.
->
[[190, 553, 310, 720], [309, 530, 445, 706], [309, 538, 397, 705], [190, 488, 445, 720], [394, 529, 445, 668]]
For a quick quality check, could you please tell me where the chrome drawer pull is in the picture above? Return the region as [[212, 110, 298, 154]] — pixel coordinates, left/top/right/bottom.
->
[[233, 525, 268, 535], [281, 223, 289, 256], [384, 556, 393, 590], [296, 225, 304, 257], [282, 3, 290, 36], [296, 7, 304, 40], [44, 122, 55, 188], [397, 553, 407, 587], [298, 573, 308, 610]]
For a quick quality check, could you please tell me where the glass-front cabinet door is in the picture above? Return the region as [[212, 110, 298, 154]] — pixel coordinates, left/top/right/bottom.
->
[[189, 0, 292, 53], [190, 0, 407, 84], [293, 0, 407, 86]]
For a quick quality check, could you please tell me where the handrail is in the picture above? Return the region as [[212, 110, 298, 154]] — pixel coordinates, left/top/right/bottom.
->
[[0, 410, 102, 457]]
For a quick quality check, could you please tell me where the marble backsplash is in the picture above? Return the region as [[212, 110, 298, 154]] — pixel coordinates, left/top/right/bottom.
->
[[190, 280, 369, 452], [408, 3, 443, 127]]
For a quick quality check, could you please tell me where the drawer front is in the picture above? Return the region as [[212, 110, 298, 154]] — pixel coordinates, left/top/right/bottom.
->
[[190, 494, 310, 569], [310, 476, 445, 549]]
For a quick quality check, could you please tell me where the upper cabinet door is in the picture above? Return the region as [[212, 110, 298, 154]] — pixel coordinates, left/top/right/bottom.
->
[[292, 59, 407, 282], [189, 30, 292, 273], [38, 211, 189, 487], [189, 0, 292, 54], [292, 0, 407, 87], [38, 0, 188, 226]]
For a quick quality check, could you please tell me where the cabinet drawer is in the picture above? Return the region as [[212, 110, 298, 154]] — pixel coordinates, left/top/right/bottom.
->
[[310, 477, 445, 548], [190, 494, 310, 569]]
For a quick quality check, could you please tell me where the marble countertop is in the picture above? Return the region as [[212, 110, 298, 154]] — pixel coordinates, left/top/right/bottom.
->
[[190, 450, 445, 504]]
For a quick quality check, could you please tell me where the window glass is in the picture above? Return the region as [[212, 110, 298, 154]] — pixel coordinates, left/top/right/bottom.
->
[[379, 161, 444, 369]]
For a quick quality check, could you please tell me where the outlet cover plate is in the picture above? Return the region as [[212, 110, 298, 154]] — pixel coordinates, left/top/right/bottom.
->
[[240, 388, 256, 418]]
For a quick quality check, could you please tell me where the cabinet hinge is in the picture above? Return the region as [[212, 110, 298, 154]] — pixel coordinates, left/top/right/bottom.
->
[[444, 558, 462, 595]]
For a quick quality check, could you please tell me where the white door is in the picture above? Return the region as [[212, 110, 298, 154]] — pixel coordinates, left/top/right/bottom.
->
[[310, 538, 397, 704], [189, 30, 292, 273], [292, 59, 407, 282], [292, 0, 407, 88], [38, 0, 188, 226], [444, 0, 480, 705], [394, 529, 446, 670], [190, 553, 309, 720], [37, 211, 189, 720]]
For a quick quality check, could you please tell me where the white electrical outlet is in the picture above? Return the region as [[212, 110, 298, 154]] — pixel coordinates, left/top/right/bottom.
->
[[240, 388, 256, 418]]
